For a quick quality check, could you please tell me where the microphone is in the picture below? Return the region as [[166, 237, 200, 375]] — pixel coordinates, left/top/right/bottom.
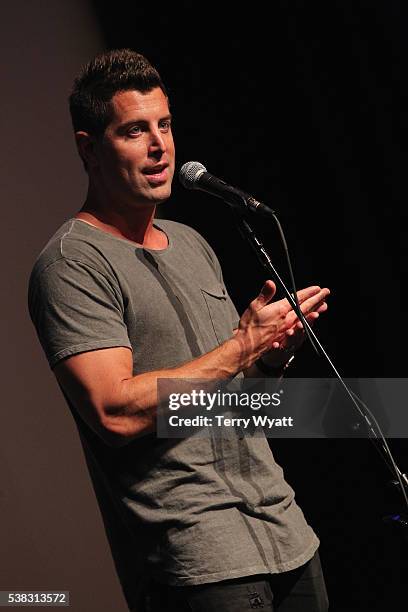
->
[[179, 162, 275, 218]]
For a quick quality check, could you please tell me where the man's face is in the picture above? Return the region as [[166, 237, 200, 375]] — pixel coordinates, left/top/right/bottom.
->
[[93, 87, 175, 208]]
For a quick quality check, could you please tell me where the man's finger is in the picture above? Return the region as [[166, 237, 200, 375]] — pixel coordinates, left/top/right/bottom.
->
[[295, 311, 320, 329], [285, 290, 329, 327], [296, 286, 322, 304], [316, 302, 328, 313], [251, 280, 277, 311], [279, 286, 321, 315], [299, 289, 330, 315]]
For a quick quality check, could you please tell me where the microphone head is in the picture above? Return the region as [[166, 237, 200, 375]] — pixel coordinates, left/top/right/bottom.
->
[[179, 161, 207, 189]]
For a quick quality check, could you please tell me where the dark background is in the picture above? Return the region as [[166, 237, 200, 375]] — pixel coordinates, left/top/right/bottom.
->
[[2, 1, 407, 610], [92, 2, 408, 608]]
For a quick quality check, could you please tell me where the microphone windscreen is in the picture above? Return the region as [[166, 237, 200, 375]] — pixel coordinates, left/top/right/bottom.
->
[[179, 161, 207, 189]]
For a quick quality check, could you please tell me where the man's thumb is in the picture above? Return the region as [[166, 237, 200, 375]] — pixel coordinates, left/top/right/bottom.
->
[[256, 280, 276, 307]]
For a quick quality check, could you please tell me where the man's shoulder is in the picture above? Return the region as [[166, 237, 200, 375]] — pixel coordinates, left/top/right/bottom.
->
[[29, 218, 113, 282], [29, 218, 74, 278], [27, 218, 124, 326]]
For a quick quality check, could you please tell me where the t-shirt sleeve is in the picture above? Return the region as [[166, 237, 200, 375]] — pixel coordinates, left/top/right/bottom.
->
[[28, 257, 132, 369]]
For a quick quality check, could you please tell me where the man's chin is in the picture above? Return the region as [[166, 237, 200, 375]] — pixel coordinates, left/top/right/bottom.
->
[[147, 184, 172, 204], [128, 182, 172, 208]]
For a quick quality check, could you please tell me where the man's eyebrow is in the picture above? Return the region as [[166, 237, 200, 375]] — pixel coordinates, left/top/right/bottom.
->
[[119, 114, 173, 130]]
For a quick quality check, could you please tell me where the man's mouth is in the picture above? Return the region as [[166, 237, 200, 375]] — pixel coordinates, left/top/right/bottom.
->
[[143, 163, 169, 176], [142, 163, 170, 185]]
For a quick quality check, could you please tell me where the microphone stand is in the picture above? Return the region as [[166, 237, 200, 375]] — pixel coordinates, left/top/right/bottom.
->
[[232, 207, 408, 543]]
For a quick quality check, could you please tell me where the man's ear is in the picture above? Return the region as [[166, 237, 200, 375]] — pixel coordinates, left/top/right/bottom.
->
[[75, 131, 99, 170]]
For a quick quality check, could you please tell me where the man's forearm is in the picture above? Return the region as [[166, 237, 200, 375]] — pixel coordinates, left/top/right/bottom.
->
[[105, 333, 254, 444]]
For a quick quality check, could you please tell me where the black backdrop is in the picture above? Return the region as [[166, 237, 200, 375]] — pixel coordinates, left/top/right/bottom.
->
[[91, 2, 407, 609]]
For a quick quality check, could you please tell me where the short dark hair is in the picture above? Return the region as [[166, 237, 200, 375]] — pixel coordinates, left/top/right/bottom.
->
[[69, 49, 167, 137]]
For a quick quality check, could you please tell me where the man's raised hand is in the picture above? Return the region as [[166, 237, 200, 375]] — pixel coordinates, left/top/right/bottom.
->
[[235, 281, 330, 370]]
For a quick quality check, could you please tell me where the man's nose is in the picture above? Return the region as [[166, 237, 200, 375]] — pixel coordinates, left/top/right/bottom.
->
[[149, 128, 166, 155]]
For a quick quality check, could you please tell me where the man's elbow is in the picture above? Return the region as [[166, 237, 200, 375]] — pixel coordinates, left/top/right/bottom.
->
[[101, 410, 154, 447]]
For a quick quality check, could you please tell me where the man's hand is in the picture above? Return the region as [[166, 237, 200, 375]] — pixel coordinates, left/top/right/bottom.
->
[[234, 280, 330, 370], [261, 286, 329, 368]]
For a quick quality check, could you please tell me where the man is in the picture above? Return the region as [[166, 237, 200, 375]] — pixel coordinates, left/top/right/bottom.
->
[[28, 49, 330, 611]]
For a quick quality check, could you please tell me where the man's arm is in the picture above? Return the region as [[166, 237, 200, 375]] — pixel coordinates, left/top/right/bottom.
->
[[53, 282, 329, 447]]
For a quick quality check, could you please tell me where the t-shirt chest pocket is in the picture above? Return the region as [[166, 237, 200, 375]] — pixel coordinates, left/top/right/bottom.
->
[[200, 283, 230, 345]]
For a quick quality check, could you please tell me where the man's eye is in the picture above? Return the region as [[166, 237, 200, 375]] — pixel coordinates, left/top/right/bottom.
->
[[128, 126, 142, 136], [159, 121, 171, 132]]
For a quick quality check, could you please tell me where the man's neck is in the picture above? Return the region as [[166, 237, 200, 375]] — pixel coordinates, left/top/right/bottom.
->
[[75, 196, 168, 250]]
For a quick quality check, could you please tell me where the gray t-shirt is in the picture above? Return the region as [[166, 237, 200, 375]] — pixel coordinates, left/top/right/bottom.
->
[[28, 218, 319, 607]]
